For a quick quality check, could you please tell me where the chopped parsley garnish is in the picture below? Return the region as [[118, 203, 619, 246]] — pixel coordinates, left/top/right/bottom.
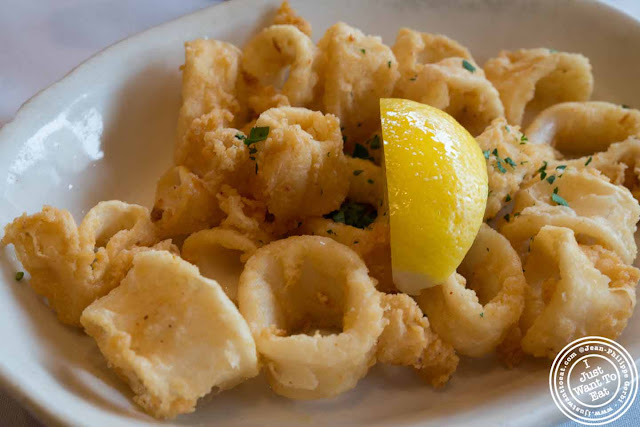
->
[[537, 161, 548, 180], [513, 212, 520, 218], [249, 147, 257, 155], [353, 143, 373, 160], [492, 148, 499, 156], [327, 229, 335, 235], [367, 179, 374, 184], [585, 156, 593, 166], [504, 213, 511, 222], [505, 194, 512, 202], [387, 60, 392, 68], [495, 159, 507, 174], [409, 75, 417, 81], [483, 150, 491, 159], [520, 134, 528, 144], [244, 126, 270, 146], [546, 175, 556, 184], [368, 134, 381, 149], [504, 157, 517, 168], [480, 312, 484, 318], [553, 187, 559, 194], [504, 125, 510, 132], [462, 59, 476, 73], [552, 192, 569, 207], [622, 104, 630, 109], [360, 48, 366, 54], [353, 170, 364, 176], [325, 201, 377, 229], [255, 163, 259, 174], [235, 133, 246, 141], [556, 165, 567, 171], [15, 271, 24, 281]]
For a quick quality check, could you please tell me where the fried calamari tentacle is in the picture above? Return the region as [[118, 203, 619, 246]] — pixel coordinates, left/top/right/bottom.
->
[[176, 40, 242, 163], [2, 202, 168, 326], [476, 117, 557, 219], [377, 293, 459, 387], [500, 168, 640, 264], [273, 0, 311, 37], [237, 236, 385, 399], [151, 166, 224, 238], [484, 48, 593, 126], [525, 102, 640, 157], [81, 250, 258, 419], [519, 226, 639, 359], [417, 224, 526, 357], [394, 57, 504, 136], [242, 25, 317, 113], [315, 22, 399, 148], [251, 107, 349, 221], [392, 28, 473, 74]]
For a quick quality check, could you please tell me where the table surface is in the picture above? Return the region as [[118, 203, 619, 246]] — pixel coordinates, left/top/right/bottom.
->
[[1, 0, 640, 426]]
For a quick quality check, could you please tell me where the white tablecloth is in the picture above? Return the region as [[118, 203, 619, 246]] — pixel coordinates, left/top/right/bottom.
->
[[1, 0, 639, 425]]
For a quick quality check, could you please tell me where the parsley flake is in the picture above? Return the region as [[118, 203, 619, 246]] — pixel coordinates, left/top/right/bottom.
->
[[505, 194, 512, 202], [353, 170, 364, 176], [585, 156, 593, 166], [520, 134, 528, 144], [552, 192, 569, 207], [495, 160, 507, 174], [325, 201, 377, 229], [235, 133, 246, 141], [353, 143, 373, 160], [622, 104, 630, 109], [483, 150, 491, 159], [409, 75, 417, 81], [504, 157, 517, 168], [368, 134, 381, 149], [546, 175, 556, 184], [15, 271, 24, 281], [367, 179, 374, 184], [360, 48, 366, 54], [480, 312, 484, 318], [244, 126, 270, 146], [556, 165, 567, 171], [462, 59, 476, 73], [504, 213, 511, 222], [387, 60, 392, 68]]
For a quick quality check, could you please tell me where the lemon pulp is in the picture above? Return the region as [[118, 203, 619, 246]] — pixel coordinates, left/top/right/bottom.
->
[[380, 98, 488, 295]]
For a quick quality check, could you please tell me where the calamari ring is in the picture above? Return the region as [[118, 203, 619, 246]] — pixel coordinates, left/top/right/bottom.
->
[[484, 48, 593, 126], [525, 102, 640, 157], [520, 226, 639, 359], [182, 227, 258, 302], [476, 117, 556, 219], [2, 201, 168, 326], [251, 107, 349, 221], [242, 25, 317, 109], [176, 39, 242, 164], [417, 224, 526, 357], [394, 57, 504, 136], [237, 236, 384, 399], [392, 28, 473, 76], [315, 22, 399, 147], [500, 168, 640, 264], [151, 166, 223, 238]]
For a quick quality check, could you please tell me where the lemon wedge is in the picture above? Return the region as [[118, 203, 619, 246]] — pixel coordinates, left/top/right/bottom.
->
[[380, 98, 488, 295]]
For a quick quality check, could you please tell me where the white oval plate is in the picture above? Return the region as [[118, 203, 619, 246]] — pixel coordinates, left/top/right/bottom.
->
[[1, 0, 640, 425]]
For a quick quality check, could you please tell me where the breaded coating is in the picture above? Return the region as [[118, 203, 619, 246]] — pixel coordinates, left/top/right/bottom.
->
[[176, 40, 242, 164], [376, 294, 459, 387], [315, 22, 399, 149], [476, 117, 556, 219], [81, 250, 258, 419], [484, 48, 593, 126], [273, 1, 312, 37], [2, 202, 171, 326]]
